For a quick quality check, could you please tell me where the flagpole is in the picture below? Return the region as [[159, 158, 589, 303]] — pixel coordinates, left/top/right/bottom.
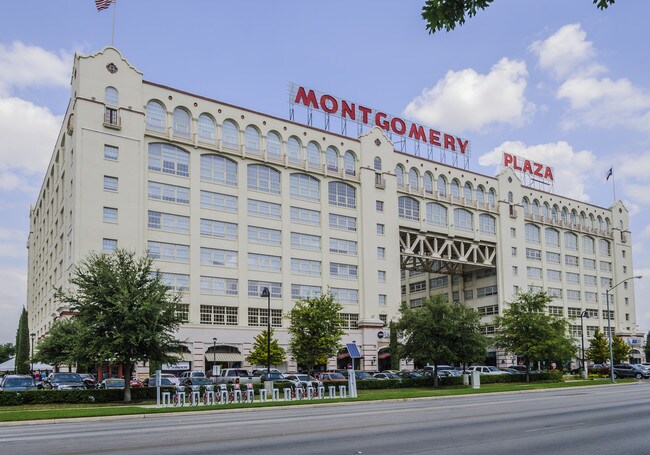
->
[[111, 0, 117, 46]]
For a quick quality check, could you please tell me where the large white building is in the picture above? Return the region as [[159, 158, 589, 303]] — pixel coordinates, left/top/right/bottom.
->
[[27, 47, 639, 373]]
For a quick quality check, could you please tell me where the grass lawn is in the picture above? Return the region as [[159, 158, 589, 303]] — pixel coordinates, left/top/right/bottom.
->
[[0, 379, 633, 423]]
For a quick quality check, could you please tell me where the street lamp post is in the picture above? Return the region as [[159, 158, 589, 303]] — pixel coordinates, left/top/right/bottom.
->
[[30, 332, 35, 373], [580, 310, 588, 379], [261, 287, 271, 376], [212, 337, 217, 375], [606, 275, 642, 383]]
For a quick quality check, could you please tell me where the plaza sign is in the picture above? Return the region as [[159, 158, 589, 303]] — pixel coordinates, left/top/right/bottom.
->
[[503, 152, 554, 181]]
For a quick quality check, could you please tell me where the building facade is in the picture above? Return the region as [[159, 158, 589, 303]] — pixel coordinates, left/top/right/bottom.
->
[[27, 47, 638, 373]]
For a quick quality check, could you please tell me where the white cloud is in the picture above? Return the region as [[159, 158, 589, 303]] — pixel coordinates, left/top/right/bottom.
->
[[632, 269, 650, 332], [609, 151, 650, 207], [0, 41, 72, 97], [529, 23, 597, 79], [403, 58, 534, 134], [478, 140, 595, 201], [0, 266, 27, 344]]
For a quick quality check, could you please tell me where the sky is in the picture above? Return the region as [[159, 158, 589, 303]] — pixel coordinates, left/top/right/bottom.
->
[[0, 0, 649, 343]]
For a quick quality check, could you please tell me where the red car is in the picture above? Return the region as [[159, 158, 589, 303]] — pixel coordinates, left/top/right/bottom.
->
[[130, 378, 143, 388]]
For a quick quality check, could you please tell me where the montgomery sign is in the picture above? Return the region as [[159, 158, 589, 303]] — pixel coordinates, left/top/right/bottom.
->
[[291, 85, 471, 156]]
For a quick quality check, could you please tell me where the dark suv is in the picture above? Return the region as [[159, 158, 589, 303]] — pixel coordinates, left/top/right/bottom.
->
[[612, 364, 650, 380], [44, 372, 87, 390]]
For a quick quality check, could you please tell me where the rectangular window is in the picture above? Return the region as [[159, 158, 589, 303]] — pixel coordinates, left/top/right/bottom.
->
[[547, 269, 562, 282], [148, 211, 190, 234], [477, 305, 498, 316], [200, 276, 238, 295], [330, 262, 358, 280], [548, 305, 563, 315], [599, 239, 611, 256], [409, 281, 427, 293], [476, 269, 497, 279], [292, 232, 321, 251], [339, 313, 359, 330], [200, 305, 238, 325], [546, 252, 561, 264], [148, 241, 190, 263], [161, 273, 190, 292], [102, 238, 117, 253], [175, 304, 189, 323], [566, 289, 581, 301], [480, 325, 496, 335], [585, 291, 598, 302], [248, 226, 282, 245], [512, 266, 518, 277], [329, 238, 357, 255], [200, 219, 237, 240], [565, 255, 579, 267], [566, 272, 580, 284], [103, 176, 118, 192], [510, 228, 516, 238], [149, 144, 189, 177], [291, 258, 321, 276], [249, 253, 282, 272], [464, 290, 473, 300], [583, 275, 597, 286], [430, 276, 449, 289], [547, 287, 562, 298], [376, 200, 384, 212], [601, 277, 612, 288], [376, 223, 385, 235], [525, 248, 541, 261], [477, 285, 498, 298], [603, 309, 614, 320], [511, 247, 517, 256], [329, 213, 357, 231], [291, 284, 322, 300], [149, 181, 190, 204], [248, 199, 281, 219], [104, 144, 118, 161], [331, 288, 359, 304], [410, 298, 424, 308], [567, 307, 582, 318], [377, 247, 385, 259], [201, 190, 237, 212], [200, 247, 237, 267], [600, 261, 612, 272], [525, 224, 540, 243], [248, 280, 282, 298], [103, 207, 118, 223], [247, 308, 283, 328], [291, 206, 320, 225], [583, 258, 596, 270], [527, 267, 542, 279], [378, 270, 386, 282], [378, 294, 387, 306]]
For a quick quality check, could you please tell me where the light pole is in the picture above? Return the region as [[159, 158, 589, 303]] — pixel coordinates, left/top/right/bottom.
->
[[30, 332, 35, 373], [212, 337, 217, 374], [606, 275, 642, 383], [261, 287, 271, 376], [579, 310, 588, 379]]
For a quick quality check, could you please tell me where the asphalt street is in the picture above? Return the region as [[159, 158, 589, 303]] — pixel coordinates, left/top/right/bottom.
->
[[1, 383, 649, 455]]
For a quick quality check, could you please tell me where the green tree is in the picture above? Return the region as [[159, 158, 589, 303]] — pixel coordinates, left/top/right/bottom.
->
[[397, 295, 487, 385], [645, 331, 650, 362], [389, 320, 400, 370], [421, 0, 616, 35], [0, 343, 15, 364], [246, 328, 286, 366], [287, 291, 345, 377], [493, 291, 576, 380], [585, 329, 609, 364], [56, 249, 184, 402], [612, 336, 631, 364], [35, 319, 88, 371], [14, 307, 30, 374]]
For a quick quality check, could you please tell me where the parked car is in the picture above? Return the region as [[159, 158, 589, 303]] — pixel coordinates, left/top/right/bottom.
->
[[180, 377, 214, 388], [252, 368, 282, 376], [317, 372, 347, 382], [44, 372, 87, 390], [130, 378, 143, 388], [468, 366, 509, 375], [98, 378, 125, 389], [78, 373, 96, 389], [499, 368, 521, 374], [340, 370, 376, 380], [397, 371, 424, 379], [142, 377, 173, 387], [507, 365, 531, 374], [0, 374, 37, 391], [285, 374, 313, 386], [159, 373, 180, 386], [612, 364, 650, 379], [373, 372, 401, 380], [179, 371, 206, 381]]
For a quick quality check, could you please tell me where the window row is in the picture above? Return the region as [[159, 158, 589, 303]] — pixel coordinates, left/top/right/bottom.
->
[[397, 197, 496, 234], [525, 224, 611, 256], [522, 197, 612, 232]]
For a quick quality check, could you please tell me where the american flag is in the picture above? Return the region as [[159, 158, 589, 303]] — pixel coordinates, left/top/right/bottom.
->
[[95, 0, 114, 11]]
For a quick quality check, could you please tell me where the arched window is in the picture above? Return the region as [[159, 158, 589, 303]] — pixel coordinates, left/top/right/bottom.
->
[[398, 196, 420, 221], [247, 164, 280, 194], [373, 157, 382, 171], [564, 232, 578, 250], [287, 137, 302, 163], [583, 236, 595, 254], [395, 165, 405, 187], [198, 114, 215, 142], [409, 168, 419, 190], [344, 151, 356, 176], [597, 216, 603, 231], [146, 100, 166, 132], [200, 154, 237, 186], [307, 141, 320, 168], [245, 126, 261, 154], [506, 191, 513, 203], [463, 182, 473, 202], [522, 198, 530, 216], [525, 223, 540, 243], [545, 228, 559, 247], [599, 239, 611, 256], [266, 131, 282, 159], [542, 203, 550, 221], [450, 179, 460, 199], [426, 202, 447, 226], [173, 107, 191, 138], [290, 173, 320, 202], [479, 214, 496, 235], [570, 210, 577, 225], [454, 208, 473, 231], [326, 146, 339, 172], [328, 181, 356, 208], [424, 172, 433, 194], [488, 188, 496, 206], [437, 175, 447, 197], [588, 214, 595, 229], [222, 120, 240, 148], [561, 207, 568, 223], [604, 218, 611, 232], [477, 186, 486, 205], [552, 205, 559, 222], [532, 200, 540, 218], [148, 143, 189, 177], [579, 212, 585, 227], [105, 86, 118, 105]]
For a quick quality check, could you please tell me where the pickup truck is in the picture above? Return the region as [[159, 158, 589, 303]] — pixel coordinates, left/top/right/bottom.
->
[[211, 369, 261, 385]]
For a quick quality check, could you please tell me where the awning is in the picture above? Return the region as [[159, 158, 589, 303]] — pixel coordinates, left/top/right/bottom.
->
[[205, 353, 244, 362], [337, 352, 349, 360], [178, 352, 193, 361], [378, 352, 391, 360]]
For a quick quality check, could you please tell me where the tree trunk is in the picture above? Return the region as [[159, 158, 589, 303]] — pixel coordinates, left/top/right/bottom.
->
[[123, 362, 132, 402], [433, 364, 439, 388]]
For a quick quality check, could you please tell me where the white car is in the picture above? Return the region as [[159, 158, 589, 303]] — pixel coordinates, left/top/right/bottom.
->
[[468, 366, 510, 375], [160, 373, 180, 386]]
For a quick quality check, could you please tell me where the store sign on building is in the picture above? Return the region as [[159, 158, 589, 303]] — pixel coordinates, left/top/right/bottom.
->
[[162, 361, 190, 371]]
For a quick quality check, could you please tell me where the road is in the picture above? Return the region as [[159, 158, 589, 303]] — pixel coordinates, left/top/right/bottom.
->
[[1, 383, 649, 455]]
